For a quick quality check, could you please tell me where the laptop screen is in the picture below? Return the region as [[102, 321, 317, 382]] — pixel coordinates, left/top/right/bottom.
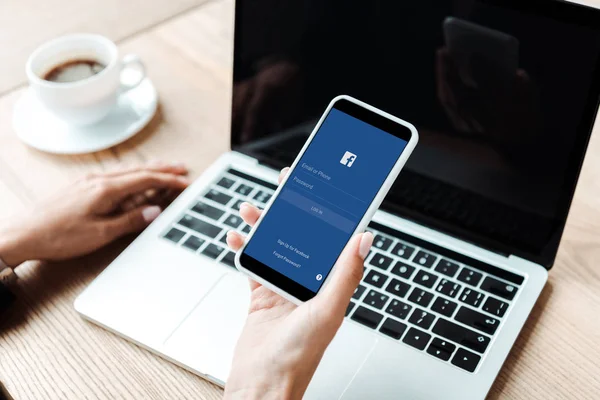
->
[[231, 0, 600, 267]]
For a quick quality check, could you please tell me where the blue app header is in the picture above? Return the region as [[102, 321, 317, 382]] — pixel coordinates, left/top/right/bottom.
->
[[245, 108, 408, 292]]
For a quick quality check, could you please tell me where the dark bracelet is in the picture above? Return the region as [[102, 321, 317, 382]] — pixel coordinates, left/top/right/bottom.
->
[[0, 262, 16, 313]]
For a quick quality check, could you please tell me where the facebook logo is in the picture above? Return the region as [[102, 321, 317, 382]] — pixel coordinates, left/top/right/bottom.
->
[[340, 151, 357, 167]]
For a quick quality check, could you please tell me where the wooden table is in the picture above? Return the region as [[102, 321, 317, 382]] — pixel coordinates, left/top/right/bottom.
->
[[1, 0, 600, 398]]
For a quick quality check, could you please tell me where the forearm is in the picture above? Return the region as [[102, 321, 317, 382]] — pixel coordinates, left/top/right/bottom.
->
[[0, 221, 33, 267], [224, 351, 322, 400]]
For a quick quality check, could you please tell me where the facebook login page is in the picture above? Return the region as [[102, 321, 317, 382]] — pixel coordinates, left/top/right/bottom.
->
[[244, 108, 408, 292]]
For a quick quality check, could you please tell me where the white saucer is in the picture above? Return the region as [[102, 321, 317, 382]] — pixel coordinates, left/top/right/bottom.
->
[[13, 78, 158, 155]]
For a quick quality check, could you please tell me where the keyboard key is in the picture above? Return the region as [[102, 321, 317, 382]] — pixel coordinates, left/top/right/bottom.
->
[[363, 290, 390, 309], [202, 244, 225, 259], [364, 270, 388, 288], [431, 297, 458, 317], [204, 189, 233, 205], [402, 327, 431, 350], [482, 297, 509, 318], [224, 214, 243, 228], [191, 202, 225, 221], [480, 277, 518, 300], [413, 270, 438, 289], [385, 279, 411, 298], [241, 224, 251, 234], [451, 348, 481, 373], [253, 191, 272, 204], [353, 284, 367, 300], [182, 235, 205, 251], [435, 259, 460, 277], [178, 215, 222, 238], [407, 288, 434, 308], [163, 227, 185, 243], [217, 177, 235, 189], [369, 253, 393, 270], [408, 308, 436, 330], [459, 288, 485, 308], [219, 233, 228, 244], [231, 199, 244, 211], [427, 338, 456, 361], [351, 306, 384, 329], [385, 299, 412, 320], [432, 319, 490, 353], [379, 318, 407, 340], [413, 251, 437, 268], [392, 242, 415, 259], [455, 307, 500, 335], [373, 235, 393, 251], [391, 262, 415, 280], [457, 268, 483, 286], [436, 279, 461, 298], [235, 183, 254, 196], [221, 251, 236, 268], [346, 301, 356, 317]]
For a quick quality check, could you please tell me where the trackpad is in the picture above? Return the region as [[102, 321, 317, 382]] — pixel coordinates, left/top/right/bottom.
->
[[304, 322, 378, 400], [162, 273, 250, 383]]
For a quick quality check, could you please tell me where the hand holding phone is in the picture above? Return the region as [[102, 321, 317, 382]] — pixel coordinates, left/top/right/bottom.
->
[[234, 95, 418, 304], [226, 194, 373, 399]]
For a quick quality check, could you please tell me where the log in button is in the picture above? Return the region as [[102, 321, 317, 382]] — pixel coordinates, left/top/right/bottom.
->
[[279, 188, 355, 233]]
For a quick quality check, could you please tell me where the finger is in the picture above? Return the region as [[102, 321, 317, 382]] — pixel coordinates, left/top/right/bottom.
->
[[278, 167, 289, 184], [248, 278, 261, 292], [100, 161, 188, 178], [102, 205, 162, 240], [314, 232, 373, 320], [224, 231, 261, 291], [99, 171, 190, 208], [226, 231, 245, 251], [239, 202, 262, 226]]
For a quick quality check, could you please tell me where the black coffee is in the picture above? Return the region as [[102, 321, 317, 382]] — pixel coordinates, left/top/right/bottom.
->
[[43, 59, 106, 83]]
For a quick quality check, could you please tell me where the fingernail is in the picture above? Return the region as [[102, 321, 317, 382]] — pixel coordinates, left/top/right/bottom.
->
[[177, 176, 191, 185], [171, 161, 186, 169], [240, 202, 250, 211], [358, 232, 374, 259], [142, 205, 161, 223], [226, 231, 237, 246]]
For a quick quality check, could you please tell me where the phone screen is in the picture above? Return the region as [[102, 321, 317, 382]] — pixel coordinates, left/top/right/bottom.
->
[[240, 100, 412, 301]]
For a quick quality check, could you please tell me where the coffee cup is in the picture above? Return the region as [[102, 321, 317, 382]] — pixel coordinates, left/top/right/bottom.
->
[[26, 33, 146, 126]]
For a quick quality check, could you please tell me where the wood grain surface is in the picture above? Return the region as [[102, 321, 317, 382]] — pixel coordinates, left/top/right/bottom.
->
[[1, 0, 600, 398]]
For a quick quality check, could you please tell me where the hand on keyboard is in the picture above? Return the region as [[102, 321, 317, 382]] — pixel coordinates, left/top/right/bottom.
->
[[0, 161, 189, 266], [224, 167, 374, 400]]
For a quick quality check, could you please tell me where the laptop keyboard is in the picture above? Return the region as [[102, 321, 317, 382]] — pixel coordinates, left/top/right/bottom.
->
[[161, 168, 524, 374], [352, 222, 524, 373], [161, 168, 276, 268]]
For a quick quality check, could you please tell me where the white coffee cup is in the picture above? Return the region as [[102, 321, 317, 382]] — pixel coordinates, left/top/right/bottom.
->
[[26, 33, 146, 126]]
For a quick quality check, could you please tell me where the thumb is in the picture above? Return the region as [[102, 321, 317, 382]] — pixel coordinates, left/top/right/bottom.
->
[[315, 232, 373, 318], [104, 205, 162, 240]]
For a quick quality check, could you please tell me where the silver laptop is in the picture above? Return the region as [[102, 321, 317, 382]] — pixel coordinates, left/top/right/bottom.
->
[[75, 1, 600, 398]]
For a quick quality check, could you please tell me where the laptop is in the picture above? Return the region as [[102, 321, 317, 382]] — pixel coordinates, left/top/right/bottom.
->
[[75, 0, 600, 398]]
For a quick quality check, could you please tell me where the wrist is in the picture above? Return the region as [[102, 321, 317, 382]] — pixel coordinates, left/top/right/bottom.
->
[[0, 221, 33, 267], [225, 369, 300, 400]]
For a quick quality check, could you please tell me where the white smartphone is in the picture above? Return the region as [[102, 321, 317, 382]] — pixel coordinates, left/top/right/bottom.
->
[[235, 95, 419, 304]]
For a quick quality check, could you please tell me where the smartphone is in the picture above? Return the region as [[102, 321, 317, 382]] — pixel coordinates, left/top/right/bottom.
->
[[235, 95, 418, 304], [443, 17, 519, 78]]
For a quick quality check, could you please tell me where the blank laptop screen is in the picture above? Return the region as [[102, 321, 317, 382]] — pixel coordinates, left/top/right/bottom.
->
[[231, 0, 600, 266]]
